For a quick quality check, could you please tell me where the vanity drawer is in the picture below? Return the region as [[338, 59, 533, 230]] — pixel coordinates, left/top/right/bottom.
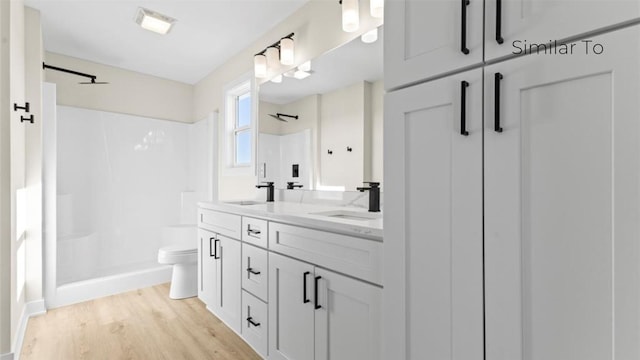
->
[[242, 243, 268, 302], [198, 209, 241, 239], [242, 290, 268, 358], [241, 216, 268, 248], [269, 222, 383, 285]]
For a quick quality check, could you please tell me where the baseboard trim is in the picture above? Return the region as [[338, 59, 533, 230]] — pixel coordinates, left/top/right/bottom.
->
[[11, 299, 47, 360]]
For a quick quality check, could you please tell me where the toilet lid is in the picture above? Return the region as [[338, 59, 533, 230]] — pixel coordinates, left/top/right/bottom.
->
[[159, 245, 197, 255]]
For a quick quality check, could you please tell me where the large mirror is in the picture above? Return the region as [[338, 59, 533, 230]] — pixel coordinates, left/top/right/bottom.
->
[[257, 27, 383, 191]]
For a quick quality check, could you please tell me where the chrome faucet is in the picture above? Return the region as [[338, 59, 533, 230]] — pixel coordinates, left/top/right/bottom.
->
[[356, 182, 380, 212], [256, 182, 275, 202]]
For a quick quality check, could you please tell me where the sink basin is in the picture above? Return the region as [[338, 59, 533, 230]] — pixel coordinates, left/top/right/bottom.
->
[[310, 210, 382, 221], [225, 200, 266, 206]]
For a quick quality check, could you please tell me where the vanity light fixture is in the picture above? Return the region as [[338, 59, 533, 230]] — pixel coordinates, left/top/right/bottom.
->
[[135, 7, 176, 35], [254, 33, 295, 78], [370, 0, 384, 18], [254, 54, 267, 78], [280, 35, 295, 65], [266, 46, 280, 67], [361, 28, 378, 43], [341, 0, 360, 32]]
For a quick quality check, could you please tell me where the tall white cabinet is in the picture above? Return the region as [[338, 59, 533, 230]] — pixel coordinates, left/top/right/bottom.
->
[[484, 27, 640, 360], [385, 5, 640, 360]]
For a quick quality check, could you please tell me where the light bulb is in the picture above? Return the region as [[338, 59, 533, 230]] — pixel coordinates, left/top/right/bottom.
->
[[342, 0, 359, 33], [370, 0, 383, 18], [254, 54, 267, 78], [266, 46, 280, 67], [361, 28, 378, 43], [280, 37, 295, 65]]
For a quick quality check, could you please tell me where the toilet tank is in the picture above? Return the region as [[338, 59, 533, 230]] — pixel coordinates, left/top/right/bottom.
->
[[161, 224, 197, 248]]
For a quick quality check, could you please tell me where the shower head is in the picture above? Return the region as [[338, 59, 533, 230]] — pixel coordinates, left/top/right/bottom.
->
[[43, 62, 109, 85], [268, 113, 298, 122]]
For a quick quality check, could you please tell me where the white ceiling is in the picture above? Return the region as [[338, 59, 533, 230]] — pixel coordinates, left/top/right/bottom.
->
[[260, 27, 383, 105], [25, 0, 311, 84]]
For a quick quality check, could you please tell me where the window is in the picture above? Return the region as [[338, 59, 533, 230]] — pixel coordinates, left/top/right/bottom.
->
[[224, 74, 256, 175]]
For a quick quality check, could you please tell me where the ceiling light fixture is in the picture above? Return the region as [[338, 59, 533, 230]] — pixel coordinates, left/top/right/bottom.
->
[[293, 70, 311, 80], [341, 0, 360, 32], [361, 28, 378, 43], [135, 7, 176, 35], [298, 60, 311, 72], [370, 0, 384, 18]]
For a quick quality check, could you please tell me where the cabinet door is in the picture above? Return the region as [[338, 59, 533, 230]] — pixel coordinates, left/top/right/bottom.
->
[[484, 26, 640, 360], [197, 228, 217, 308], [385, 0, 483, 90], [485, 0, 640, 60], [269, 252, 315, 360], [215, 235, 242, 333], [314, 268, 382, 360], [384, 68, 484, 360]]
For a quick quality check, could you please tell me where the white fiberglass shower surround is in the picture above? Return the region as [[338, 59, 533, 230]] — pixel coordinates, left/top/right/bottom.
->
[[43, 83, 214, 308]]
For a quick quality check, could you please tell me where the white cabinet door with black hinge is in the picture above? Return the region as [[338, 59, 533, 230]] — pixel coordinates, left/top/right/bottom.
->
[[269, 252, 315, 360], [198, 228, 217, 308], [484, 25, 640, 360], [385, 0, 483, 90], [485, 0, 640, 61], [214, 235, 242, 334], [314, 267, 382, 360], [384, 68, 484, 360]]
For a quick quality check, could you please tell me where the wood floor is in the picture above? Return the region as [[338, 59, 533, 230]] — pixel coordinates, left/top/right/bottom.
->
[[21, 283, 261, 360]]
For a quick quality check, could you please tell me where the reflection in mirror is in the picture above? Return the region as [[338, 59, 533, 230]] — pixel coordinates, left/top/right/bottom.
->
[[258, 27, 383, 191]]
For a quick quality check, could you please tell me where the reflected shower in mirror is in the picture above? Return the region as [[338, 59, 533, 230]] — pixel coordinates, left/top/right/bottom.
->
[[258, 26, 383, 191]]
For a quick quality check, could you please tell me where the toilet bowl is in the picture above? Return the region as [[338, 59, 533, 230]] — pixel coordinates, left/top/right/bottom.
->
[[158, 224, 197, 299]]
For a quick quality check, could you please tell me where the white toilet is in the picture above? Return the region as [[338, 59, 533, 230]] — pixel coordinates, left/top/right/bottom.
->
[[158, 224, 198, 299]]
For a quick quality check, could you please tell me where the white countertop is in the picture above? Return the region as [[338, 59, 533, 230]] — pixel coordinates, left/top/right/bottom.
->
[[199, 201, 383, 241]]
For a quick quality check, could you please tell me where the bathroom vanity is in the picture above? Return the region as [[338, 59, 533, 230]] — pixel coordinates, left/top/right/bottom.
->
[[197, 200, 383, 359]]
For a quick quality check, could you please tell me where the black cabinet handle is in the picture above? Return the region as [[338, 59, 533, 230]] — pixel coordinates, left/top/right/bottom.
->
[[496, 0, 504, 44], [247, 267, 261, 275], [461, 0, 470, 54], [460, 81, 470, 136], [247, 316, 261, 327], [314, 276, 322, 310], [247, 227, 261, 236], [494, 73, 504, 133], [303, 271, 310, 303], [209, 237, 216, 257], [213, 238, 220, 259]]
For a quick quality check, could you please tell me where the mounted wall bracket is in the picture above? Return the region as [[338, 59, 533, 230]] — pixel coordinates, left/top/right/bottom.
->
[[14, 102, 30, 112]]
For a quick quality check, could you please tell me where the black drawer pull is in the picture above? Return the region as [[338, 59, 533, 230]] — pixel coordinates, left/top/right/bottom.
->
[[494, 73, 504, 133], [314, 276, 322, 310], [209, 237, 216, 257], [303, 271, 310, 303], [213, 238, 220, 259], [247, 316, 261, 327], [247, 267, 261, 275], [461, 0, 470, 54], [496, 0, 504, 44], [460, 81, 470, 136], [247, 228, 261, 236]]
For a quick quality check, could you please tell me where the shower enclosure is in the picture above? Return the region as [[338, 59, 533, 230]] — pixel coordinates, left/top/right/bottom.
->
[[43, 84, 214, 307]]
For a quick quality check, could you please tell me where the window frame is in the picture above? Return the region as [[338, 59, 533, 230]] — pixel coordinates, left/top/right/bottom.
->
[[223, 73, 257, 176]]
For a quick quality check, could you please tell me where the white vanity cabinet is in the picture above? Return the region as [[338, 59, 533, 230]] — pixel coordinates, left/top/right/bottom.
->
[[197, 209, 243, 333], [385, 0, 640, 89], [385, 25, 640, 360], [268, 252, 382, 360]]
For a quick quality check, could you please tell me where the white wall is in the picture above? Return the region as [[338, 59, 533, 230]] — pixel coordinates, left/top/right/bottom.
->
[[45, 52, 194, 123], [194, 0, 382, 200]]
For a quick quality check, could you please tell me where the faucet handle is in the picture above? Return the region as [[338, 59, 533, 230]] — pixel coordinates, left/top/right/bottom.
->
[[262, 181, 274, 186], [363, 181, 380, 187]]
